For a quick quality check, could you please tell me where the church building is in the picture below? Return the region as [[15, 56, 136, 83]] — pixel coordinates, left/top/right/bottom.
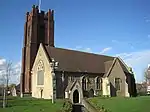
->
[[20, 5, 137, 102]]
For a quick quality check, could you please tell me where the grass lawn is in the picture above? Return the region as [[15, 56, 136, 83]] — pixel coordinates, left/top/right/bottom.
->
[[0, 96, 65, 112], [88, 96, 150, 112]]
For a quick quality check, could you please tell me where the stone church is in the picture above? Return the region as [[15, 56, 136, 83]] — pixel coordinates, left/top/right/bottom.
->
[[20, 5, 137, 102]]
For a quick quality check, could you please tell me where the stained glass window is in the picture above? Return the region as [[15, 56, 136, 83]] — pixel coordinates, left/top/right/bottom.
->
[[37, 70, 44, 85]]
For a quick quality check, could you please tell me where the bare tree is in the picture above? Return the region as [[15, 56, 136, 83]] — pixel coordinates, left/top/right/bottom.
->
[[144, 68, 150, 84], [0, 61, 15, 108]]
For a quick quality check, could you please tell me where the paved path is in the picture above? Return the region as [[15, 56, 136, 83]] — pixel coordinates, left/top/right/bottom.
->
[[72, 104, 88, 112]]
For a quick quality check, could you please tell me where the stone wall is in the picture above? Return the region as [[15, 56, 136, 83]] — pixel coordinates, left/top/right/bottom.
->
[[64, 72, 103, 97], [82, 98, 99, 112], [108, 59, 127, 97]]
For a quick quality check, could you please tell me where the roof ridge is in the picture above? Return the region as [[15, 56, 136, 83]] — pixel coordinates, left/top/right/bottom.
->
[[45, 45, 115, 73], [117, 57, 132, 74], [46, 46, 115, 58]]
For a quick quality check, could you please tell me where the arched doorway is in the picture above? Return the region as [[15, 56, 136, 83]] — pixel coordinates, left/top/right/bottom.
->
[[73, 90, 79, 103], [89, 89, 94, 97]]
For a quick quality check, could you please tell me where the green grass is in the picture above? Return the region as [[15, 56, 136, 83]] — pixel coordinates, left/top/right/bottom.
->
[[88, 96, 150, 112], [0, 96, 65, 112]]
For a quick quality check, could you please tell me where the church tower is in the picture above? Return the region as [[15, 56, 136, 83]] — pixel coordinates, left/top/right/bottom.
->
[[20, 5, 54, 93]]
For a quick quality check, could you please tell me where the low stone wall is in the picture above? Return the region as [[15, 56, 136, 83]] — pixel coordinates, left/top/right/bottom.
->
[[23, 92, 32, 97], [82, 98, 99, 112]]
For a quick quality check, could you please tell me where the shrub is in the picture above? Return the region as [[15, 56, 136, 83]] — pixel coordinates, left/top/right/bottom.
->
[[97, 90, 102, 96], [60, 99, 72, 112]]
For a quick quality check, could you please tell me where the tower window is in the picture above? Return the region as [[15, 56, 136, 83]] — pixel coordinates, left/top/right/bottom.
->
[[27, 25, 32, 39]]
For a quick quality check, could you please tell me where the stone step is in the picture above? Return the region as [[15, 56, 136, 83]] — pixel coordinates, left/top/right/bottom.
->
[[72, 104, 89, 112]]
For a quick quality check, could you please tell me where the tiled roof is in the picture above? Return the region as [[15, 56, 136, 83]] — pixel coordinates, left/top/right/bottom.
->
[[45, 45, 114, 73], [43, 45, 131, 75]]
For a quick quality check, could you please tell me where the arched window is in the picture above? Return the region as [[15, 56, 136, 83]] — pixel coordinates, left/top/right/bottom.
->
[[115, 78, 121, 91], [96, 77, 102, 90], [82, 77, 86, 90], [86, 77, 90, 89], [37, 70, 44, 85], [70, 76, 74, 82], [37, 60, 44, 85]]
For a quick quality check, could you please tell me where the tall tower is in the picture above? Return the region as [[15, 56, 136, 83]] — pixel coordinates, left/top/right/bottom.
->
[[20, 5, 54, 93]]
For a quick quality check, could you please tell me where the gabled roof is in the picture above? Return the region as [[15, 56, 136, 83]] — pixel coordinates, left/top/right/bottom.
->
[[65, 80, 81, 92], [117, 57, 132, 74], [16, 84, 20, 91], [104, 58, 117, 77], [44, 45, 114, 74], [42, 44, 131, 75], [104, 57, 132, 77], [104, 60, 113, 73], [65, 81, 77, 92]]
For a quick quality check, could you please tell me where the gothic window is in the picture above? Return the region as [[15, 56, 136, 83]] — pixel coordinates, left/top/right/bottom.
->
[[70, 76, 74, 82], [37, 60, 44, 85], [96, 77, 100, 90], [82, 77, 86, 90], [96, 77, 102, 90], [86, 78, 90, 89], [37, 60, 44, 71], [115, 78, 121, 91], [37, 70, 44, 85]]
